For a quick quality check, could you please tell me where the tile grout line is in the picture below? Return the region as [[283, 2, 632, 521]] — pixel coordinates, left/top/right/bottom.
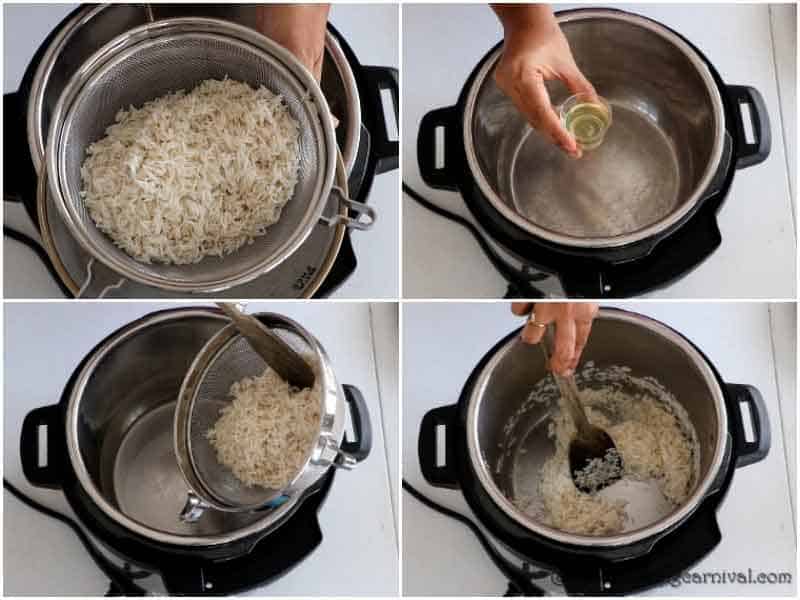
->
[[767, 5, 796, 238], [767, 304, 796, 536], [367, 303, 399, 552]]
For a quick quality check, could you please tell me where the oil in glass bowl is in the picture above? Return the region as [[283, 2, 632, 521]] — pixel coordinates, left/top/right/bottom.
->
[[560, 93, 612, 151]]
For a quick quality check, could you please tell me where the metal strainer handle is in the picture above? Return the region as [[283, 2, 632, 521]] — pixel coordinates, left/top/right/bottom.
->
[[77, 258, 126, 298], [319, 187, 376, 231]]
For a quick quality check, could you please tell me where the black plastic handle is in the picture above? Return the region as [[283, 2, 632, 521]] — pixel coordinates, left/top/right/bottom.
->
[[362, 66, 399, 175], [417, 105, 461, 191], [4, 91, 37, 203], [726, 383, 771, 468], [418, 404, 459, 488], [20, 404, 64, 489], [340, 384, 372, 461], [727, 85, 771, 169]]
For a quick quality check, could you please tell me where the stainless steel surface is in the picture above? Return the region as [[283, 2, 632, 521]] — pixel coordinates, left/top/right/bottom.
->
[[217, 302, 316, 388], [37, 156, 349, 298], [66, 309, 306, 546], [28, 4, 361, 176], [463, 10, 726, 248], [174, 313, 346, 514], [47, 18, 338, 293], [465, 309, 728, 547]]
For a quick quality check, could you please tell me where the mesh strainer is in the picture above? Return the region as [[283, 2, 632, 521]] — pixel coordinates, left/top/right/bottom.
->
[[174, 311, 372, 520], [46, 18, 367, 294]]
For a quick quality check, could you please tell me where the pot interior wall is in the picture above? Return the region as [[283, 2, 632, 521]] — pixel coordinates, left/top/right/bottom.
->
[[73, 314, 267, 536], [470, 15, 718, 239], [474, 314, 721, 534]]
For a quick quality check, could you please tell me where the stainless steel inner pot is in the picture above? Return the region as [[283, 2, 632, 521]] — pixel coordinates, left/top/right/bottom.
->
[[64, 308, 327, 546], [27, 4, 361, 176], [464, 10, 726, 247], [466, 310, 728, 547]]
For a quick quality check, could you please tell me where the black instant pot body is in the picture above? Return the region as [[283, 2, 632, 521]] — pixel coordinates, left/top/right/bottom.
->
[[417, 311, 770, 595], [4, 5, 398, 298], [18, 308, 338, 595], [416, 9, 770, 298]]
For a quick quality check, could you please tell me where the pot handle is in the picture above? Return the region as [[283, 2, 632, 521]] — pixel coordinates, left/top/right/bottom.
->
[[726, 85, 771, 169], [418, 404, 460, 488], [20, 404, 64, 489], [339, 384, 373, 462], [417, 106, 461, 191], [726, 383, 771, 467], [362, 66, 399, 175], [4, 92, 37, 203]]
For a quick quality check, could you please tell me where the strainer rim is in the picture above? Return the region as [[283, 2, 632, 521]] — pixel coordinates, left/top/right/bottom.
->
[[46, 17, 338, 293], [174, 312, 331, 512]]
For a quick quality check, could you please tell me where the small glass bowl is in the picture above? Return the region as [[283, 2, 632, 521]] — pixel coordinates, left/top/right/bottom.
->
[[559, 93, 613, 151]]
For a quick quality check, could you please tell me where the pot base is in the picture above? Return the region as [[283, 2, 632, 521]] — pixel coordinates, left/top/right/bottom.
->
[[506, 104, 682, 240], [110, 401, 267, 536]]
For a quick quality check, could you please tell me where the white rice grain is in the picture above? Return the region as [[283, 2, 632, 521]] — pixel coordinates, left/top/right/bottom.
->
[[206, 365, 320, 489], [80, 78, 300, 265]]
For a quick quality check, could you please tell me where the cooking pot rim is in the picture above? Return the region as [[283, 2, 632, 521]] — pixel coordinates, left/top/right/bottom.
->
[[462, 9, 726, 249], [26, 4, 362, 176], [64, 307, 320, 547], [465, 308, 729, 547]]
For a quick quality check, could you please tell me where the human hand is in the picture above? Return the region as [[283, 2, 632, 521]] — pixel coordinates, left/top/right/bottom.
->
[[256, 4, 330, 81], [511, 302, 599, 375], [492, 5, 595, 158]]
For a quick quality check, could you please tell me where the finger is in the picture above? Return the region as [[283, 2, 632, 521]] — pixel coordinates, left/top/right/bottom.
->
[[511, 302, 534, 316], [515, 70, 580, 157], [551, 316, 576, 375], [520, 303, 559, 344], [569, 320, 593, 371], [561, 66, 596, 98], [568, 304, 598, 370]]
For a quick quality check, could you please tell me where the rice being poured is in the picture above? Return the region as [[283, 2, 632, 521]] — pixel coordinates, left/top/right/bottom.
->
[[206, 364, 320, 489], [80, 78, 300, 265]]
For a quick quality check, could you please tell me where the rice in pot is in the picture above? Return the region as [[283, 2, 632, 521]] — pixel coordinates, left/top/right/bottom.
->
[[507, 365, 699, 536]]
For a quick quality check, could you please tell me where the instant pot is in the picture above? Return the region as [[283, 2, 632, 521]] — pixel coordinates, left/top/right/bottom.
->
[[416, 9, 770, 298], [418, 308, 770, 594], [19, 307, 372, 594], [5, 4, 399, 298]]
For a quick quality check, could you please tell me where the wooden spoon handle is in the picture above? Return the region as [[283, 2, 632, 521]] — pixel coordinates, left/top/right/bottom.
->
[[217, 303, 315, 388], [541, 326, 592, 435]]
